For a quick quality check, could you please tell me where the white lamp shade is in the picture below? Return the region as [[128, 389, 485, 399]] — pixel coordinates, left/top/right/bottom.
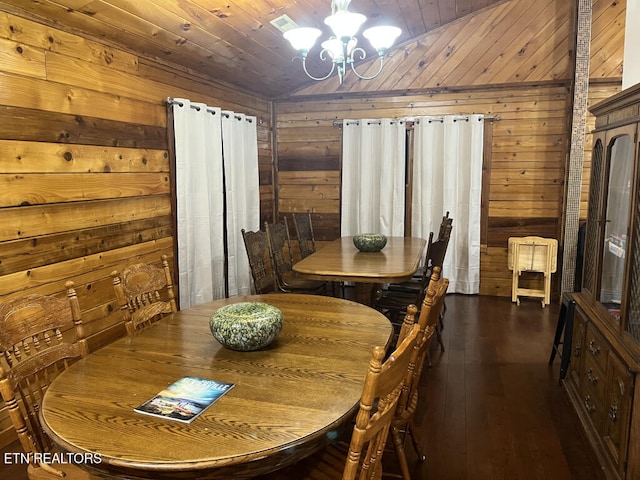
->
[[324, 11, 366, 39], [321, 37, 345, 62], [363, 26, 402, 53], [283, 27, 322, 52]]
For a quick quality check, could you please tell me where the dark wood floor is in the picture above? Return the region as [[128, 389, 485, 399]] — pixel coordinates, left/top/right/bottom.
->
[[403, 293, 606, 480], [0, 294, 606, 480]]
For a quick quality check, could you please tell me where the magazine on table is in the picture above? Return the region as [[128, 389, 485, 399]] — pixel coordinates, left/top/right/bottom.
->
[[134, 376, 234, 423]]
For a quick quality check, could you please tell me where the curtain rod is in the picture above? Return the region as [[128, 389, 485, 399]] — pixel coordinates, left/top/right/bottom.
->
[[166, 97, 263, 125], [337, 119, 407, 126], [332, 114, 500, 128]]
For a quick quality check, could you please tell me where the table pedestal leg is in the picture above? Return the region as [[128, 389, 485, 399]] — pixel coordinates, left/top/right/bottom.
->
[[354, 283, 379, 306]]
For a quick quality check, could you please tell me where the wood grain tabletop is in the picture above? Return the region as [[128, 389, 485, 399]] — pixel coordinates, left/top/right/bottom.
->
[[293, 236, 426, 304], [292, 236, 426, 283], [40, 294, 393, 479]]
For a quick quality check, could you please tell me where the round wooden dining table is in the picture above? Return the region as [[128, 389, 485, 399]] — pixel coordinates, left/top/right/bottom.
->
[[40, 294, 393, 480]]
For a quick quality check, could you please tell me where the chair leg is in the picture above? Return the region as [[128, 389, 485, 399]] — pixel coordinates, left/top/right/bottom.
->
[[440, 299, 447, 328], [390, 426, 412, 480], [336, 281, 345, 298], [408, 420, 427, 462], [434, 323, 445, 352], [426, 322, 445, 367]]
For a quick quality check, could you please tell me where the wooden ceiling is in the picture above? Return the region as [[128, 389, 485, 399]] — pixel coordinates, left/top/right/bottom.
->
[[1, 0, 505, 99]]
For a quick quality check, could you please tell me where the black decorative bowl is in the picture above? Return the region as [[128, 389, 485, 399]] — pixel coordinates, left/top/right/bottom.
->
[[353, 233, 388, 252], [209, 302, 283, 351]]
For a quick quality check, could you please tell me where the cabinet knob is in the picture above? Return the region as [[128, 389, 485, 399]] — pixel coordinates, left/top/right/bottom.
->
[[588, 340, 600, 356], [586, 368, 598, 385], [584, 395, 596, 413], [574, 341, 581, 357], [609, 404, 618, 422]]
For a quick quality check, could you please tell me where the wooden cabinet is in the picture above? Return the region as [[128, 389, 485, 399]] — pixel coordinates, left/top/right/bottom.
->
[[564, 84, 640, 480]]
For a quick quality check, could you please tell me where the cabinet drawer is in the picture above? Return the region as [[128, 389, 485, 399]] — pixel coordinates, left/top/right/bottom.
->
[[581, 352, 607, 403], [568, 309, 588, 386], [603, 352, 634, 475], [585, 322, 609, 373], [581, 390, 604, 432]]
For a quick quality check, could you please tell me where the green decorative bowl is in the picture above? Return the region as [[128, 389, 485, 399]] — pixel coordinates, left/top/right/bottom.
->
[[353, 233, 388, 252], [209, 302, 283, 351]]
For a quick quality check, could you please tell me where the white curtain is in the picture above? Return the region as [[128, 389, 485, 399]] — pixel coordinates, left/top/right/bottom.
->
[[341, 119, 406, 236], [172, 99, 259, 308], [173, 99, 225, 308], [222, 111, 260, 297], [412, 115, 484, 294]]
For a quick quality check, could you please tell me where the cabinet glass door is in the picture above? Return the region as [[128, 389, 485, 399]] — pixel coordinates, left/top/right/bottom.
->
[[583, 138, 604, 295], [599, 134, 633, 324], [625, 128, 640, 342]]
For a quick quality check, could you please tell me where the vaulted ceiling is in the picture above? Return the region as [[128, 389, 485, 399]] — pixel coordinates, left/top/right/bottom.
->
[[1, 0, 505, 98]]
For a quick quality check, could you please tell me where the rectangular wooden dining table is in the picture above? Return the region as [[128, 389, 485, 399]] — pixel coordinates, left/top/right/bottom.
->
[[293, 236, 427, 305], [39, 293, 393, 480]]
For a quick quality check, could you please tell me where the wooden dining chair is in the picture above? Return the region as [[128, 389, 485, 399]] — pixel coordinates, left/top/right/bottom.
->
[[390, 268, 449, 480], [0, 282, 96, 480], [375, 232, 434, 324], [292, 210, 316, 259], [375, 231, 448, 349], [111, 254, 177, 335], [438, 211, 453, 242], [241, 228, 278, 294], [382, 219, 452, 348], [264, 220, 327, 294], [408, 211, 453, 282], [292, 211, 345, 297], [399, 214, 453, 289], [253, 322, 421, 480], [383, 238, 448, 353]]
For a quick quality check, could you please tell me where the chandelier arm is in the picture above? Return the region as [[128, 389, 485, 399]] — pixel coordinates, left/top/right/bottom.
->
[[350, 54, 386, 81], [293, 55, 337, 82]]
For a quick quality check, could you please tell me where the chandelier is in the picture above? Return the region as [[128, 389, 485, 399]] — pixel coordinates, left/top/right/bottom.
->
[[282, 0, 401, 84]]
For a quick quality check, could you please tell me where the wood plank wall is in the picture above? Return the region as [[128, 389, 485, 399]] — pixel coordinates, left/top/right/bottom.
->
[[0, 8, 273, 447], [274, 0, 625, 297]]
